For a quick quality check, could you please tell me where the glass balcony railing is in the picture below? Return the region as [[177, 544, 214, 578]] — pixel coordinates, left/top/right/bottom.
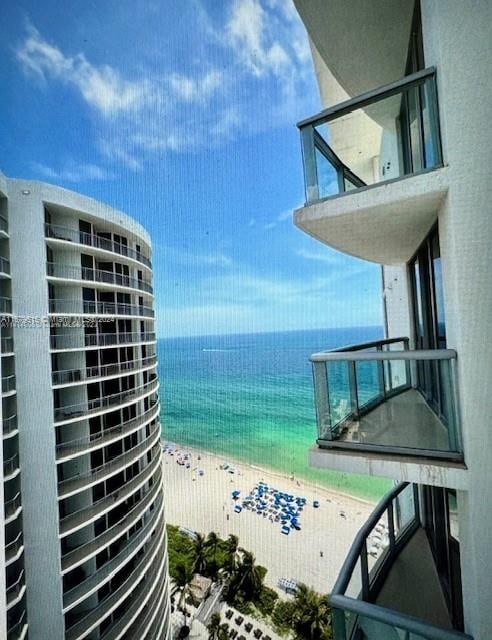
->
[[298, 67, 442, 205], [3, 414, 18, 436], [52, 354, 157, 385], [46, 262, 153, 294], [56, 401, 159, 459], [54, 376, 158, 421], [45, 223, 152, 269], [0, 256, 11, 275], [49, 299, 154, 318], [50, 331, 156, 350], [4, 492, 22, 521], [2, 375, 16, 393], [7, 609, 27, 640], [311, 337, 462, 460], [0, 214, 9, 234], [4, 453, 20, 478], [1, 336, 14, 353], [0, 297, 12, 314], [331, 483, 473, 640]]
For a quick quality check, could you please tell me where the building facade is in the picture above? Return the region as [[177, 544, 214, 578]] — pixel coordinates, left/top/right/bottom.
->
[[293, 1, 491, 638], [0, 173, 170, 639]]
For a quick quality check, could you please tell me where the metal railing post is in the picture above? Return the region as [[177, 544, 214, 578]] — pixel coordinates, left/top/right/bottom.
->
[[387, 502, 395, 550], [348, 360, 359, 418], [360, 543, 370, 601], [300, 125, 319, 203], [376, 345, 386, 400], [313, 362, 332, 440]]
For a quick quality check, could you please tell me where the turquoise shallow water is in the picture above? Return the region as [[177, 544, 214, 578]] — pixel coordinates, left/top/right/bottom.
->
[[158, 327, 391, 502]]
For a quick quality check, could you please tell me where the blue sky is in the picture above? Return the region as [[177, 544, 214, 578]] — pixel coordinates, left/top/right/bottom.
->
[[0, 0, 382, 337]]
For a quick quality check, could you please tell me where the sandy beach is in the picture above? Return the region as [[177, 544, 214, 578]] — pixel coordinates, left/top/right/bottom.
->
[[161, 443, 376, 595]]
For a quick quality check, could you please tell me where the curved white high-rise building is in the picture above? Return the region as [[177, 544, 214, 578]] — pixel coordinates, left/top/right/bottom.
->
[[0, 172, 170, 640]]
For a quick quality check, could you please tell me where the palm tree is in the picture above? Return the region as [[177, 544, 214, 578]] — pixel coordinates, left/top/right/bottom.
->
[[228, 549, 265, 601], [207, 613, 222, 640], [192, 533, 208, 574], [171, 563, 196, 626], [221, 534, 239, 578], [292, 583, 332, 640], [206, 531, 219, 564]]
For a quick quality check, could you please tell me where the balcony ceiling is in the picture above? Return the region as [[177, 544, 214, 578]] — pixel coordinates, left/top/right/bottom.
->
[[295, 168, 449, 265], [294, 1, 415, 99]]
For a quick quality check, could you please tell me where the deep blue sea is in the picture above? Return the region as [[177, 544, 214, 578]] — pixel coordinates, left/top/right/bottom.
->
[[157, 327, 391, 501]]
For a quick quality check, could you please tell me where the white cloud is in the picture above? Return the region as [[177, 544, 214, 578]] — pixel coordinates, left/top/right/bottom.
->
[[295, 247, 341, 264], [157, 245, 233, 269], [263, 206, 296, 229], [226, 0, 290, 78], [17, 24, 151, 116], [98, 139, 142, 171], [169, 70, 222, 103], [15, 2, 317, 169], [30, 161, 114, 182]]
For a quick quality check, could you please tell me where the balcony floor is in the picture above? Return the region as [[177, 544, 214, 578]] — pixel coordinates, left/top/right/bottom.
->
[[339, 389, 450, 452], [376, 528, 452, 629]]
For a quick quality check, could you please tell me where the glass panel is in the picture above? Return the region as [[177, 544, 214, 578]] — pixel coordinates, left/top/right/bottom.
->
[[326, 361, 352, 430], [447, 490, 459, 542], [357, 616, 428, 640], [406, 84, 423, 172], [345, 555, 363, 599], [395, 484, 417, 537], [356, 359, 381, 408], [312, 362, 331, 440], [431, 232, 446, 348], [367, 510, 390, 579], [315, 147, 339, 199], [301, 73, 441, 204]]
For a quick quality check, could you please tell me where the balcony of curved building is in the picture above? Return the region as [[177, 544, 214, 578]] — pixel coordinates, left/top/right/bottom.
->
[[0, 256, 11, 278], [59, 448, 161, 538], [4, 492, 22, 524], [58, 420, 161, 499], [0, 214, 9, 238], [49, 298, 155, 320], [7, 609, 28, 640], [64, 528, 165, 640], [4, 453, 21, 482], [50, 330, 156, 352], [97, 548, 167, 640], [63, 510, 164, 612], [120, 573, 167, 640], [1, 335, 15, 354], [45, 223, 152, 270], [330, 483, 472, 640], [295, 68, 447, 265], [2, 374, 16, 395], [0, 296, 13, 315], [5, 532, 24, 567], [52, 354, 157, 387], [3, 414, 18, 439], [310, 338, 467, 488], [54, 376, 159, 424], [6, 569, 26, 611], [61, 479, 163, 574], [56, 402, 160, 461], [47, 262, 153, 296]]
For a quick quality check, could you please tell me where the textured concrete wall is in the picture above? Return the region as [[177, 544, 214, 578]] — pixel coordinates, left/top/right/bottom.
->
[[8, 182, 65, 639], [421, 1, 492, 636]]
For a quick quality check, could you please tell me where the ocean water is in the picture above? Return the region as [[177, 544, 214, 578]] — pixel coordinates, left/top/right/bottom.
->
[[158, 327, 391, 502]]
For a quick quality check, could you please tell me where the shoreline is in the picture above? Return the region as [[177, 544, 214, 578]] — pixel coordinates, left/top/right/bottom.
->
[[161, 440, 376, 594], [161, 439, 377, 508]]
